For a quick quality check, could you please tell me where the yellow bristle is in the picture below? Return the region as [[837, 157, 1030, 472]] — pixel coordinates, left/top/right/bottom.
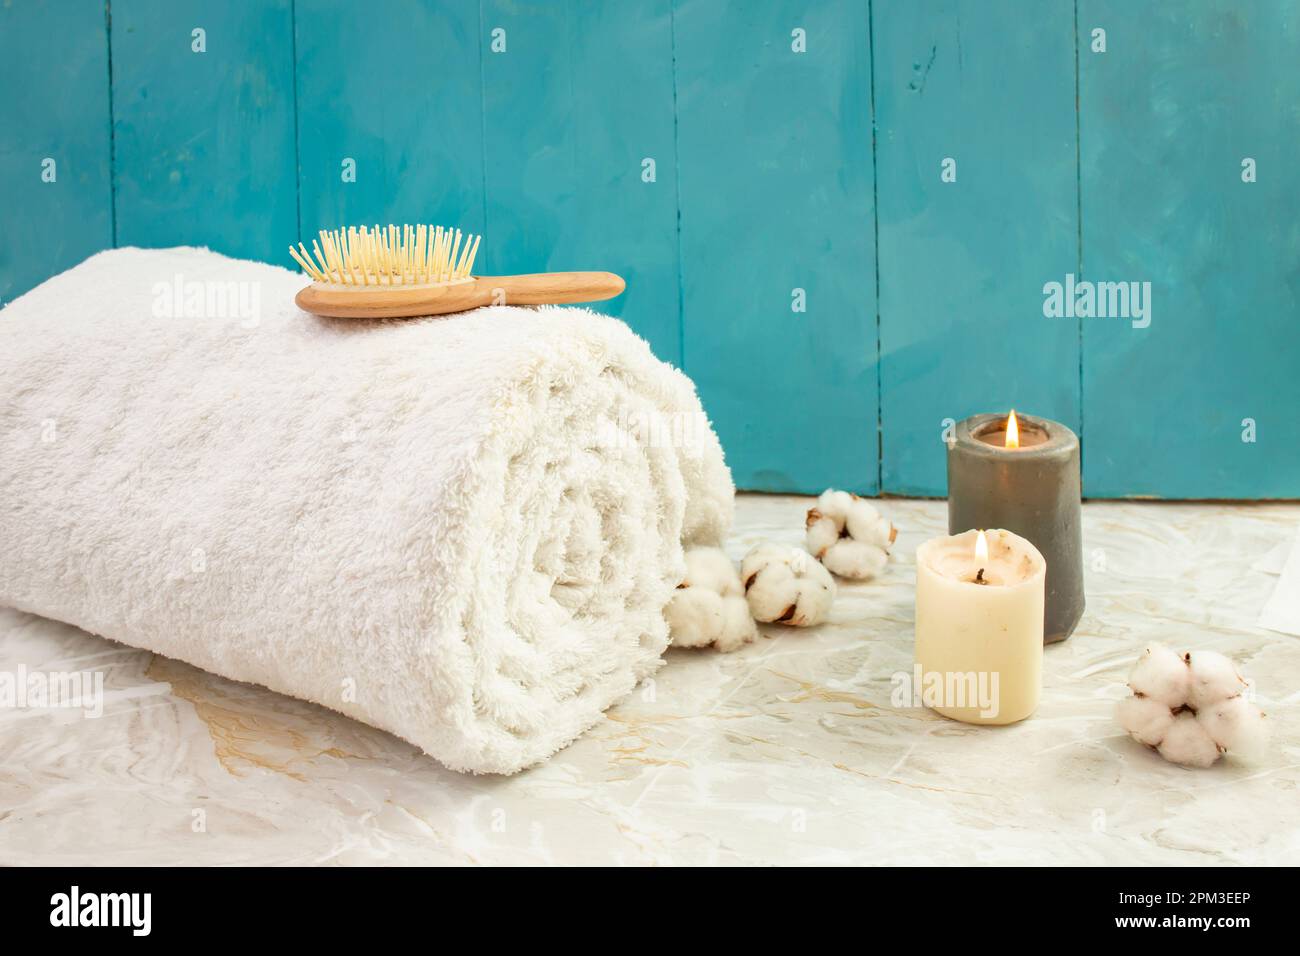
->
[[329, 231, 350, 285], [308, 246, 326, 283], [360, 226, 375, 285], [324, 230, 341, 284], [316, 234, 338, 284], [289, 245, 317, 280], [453, 236, 468, 278], [350, 230, 362, 285], [324, 231, 343, 285], [292, 222, 483, 287], [457, 232, 479, 279], [348, 229, 364, 286], [309, 239, 325, 281], [467, 235, 481, 276], [446, 230, 460, 282]]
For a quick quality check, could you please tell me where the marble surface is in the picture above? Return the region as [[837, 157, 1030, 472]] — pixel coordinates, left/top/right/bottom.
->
[[2, 495, 1297, 866]]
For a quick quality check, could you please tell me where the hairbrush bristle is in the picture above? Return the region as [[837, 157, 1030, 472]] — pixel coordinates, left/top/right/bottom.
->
[[289, 224, 481, 286]]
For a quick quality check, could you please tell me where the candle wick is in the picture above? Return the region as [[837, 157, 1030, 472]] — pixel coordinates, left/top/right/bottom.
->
[[975, 567, 986, 584]]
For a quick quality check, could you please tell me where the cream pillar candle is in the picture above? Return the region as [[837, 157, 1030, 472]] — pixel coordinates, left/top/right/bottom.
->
[[914, 528, 1046, 725]]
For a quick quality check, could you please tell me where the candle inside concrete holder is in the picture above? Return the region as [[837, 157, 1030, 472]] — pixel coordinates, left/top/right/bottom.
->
[[947, 411, 1084, 644]]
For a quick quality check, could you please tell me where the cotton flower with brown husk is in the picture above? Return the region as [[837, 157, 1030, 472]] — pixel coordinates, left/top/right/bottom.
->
[[1116, 643, 1268, 768], [666, 546, 757, 653], [741, 543, 835, 627], [805, 489, 897, 581]]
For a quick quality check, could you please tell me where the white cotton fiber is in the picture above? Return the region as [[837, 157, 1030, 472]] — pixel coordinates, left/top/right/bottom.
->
[[666, 546, 755, 653], [1126, 643, 1190, 708], [1115, 642, 1267, 768], [805, 488, 896, 581], [741, 543, 835, 627]]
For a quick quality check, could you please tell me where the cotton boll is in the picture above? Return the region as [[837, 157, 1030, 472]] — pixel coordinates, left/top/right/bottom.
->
[[1197, 695, 1269, 758], [820, 538, 889, 580], [1126, 643, 1189, 708], [845, 501, 895, 548], [665, 587, 725, 649], [804, 488, 896, 582], [681, 546, 744, 597], [716, 593, 758, 652], [1118, 644, 1268, 767], [1116, 695, 1175, 748], [742, 543, 835, 627], [805, 513, 841, 561], [1157, 711, 1223, 769], [1184, 650, 1249, 711], [740, 542, 791, 587], [666, 546, 755, 652], [817, 489, 857, 517]]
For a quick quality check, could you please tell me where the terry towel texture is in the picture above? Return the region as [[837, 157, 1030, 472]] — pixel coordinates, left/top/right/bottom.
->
[[0, 248, 733, 774]]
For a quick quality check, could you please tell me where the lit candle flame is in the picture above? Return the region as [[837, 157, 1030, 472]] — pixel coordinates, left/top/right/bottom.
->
[[975, 529, 989, 562], [1004, 409, 1020, 449]]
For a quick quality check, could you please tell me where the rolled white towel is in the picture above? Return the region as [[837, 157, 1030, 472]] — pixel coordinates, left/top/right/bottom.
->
[[0, 247, 734, 774]]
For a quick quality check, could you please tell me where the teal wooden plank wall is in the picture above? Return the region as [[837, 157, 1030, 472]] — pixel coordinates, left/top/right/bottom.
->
[[295, 1, 486, 267], [110, 0, 298, 263], [0, 0, 112, 306], [1078, 0, 1300, 499], [676, 0, 877, 493], [480, 1, 682, 364], [875, 0, 1079, 496], [2, 1, 1297, 499]]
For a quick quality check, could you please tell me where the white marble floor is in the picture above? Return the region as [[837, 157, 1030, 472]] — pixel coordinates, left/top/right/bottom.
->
[[2, 495, 1297, 866]]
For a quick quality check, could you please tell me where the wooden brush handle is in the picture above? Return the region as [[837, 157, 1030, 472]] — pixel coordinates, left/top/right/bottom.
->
[[295, 272, 625, 319], [478, 272, 625, 306]]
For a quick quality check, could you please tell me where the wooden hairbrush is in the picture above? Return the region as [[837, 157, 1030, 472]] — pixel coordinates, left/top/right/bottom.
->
[[289, 223, 625, 319]]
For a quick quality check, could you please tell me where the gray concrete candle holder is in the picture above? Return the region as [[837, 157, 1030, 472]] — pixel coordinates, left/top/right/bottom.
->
[[946, 413, 1084, 644]]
